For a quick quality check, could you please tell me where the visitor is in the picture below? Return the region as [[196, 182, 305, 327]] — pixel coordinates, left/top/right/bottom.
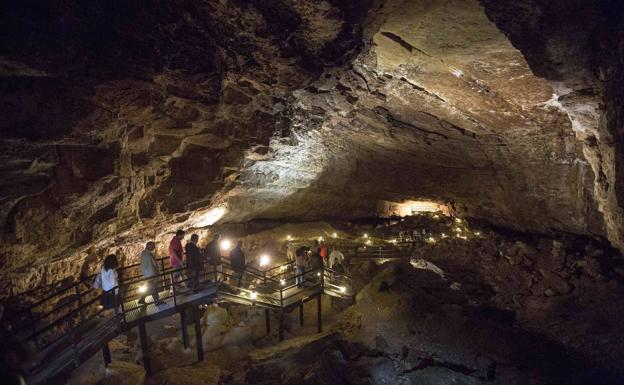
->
[[328, 247, 345, 270], [139, 241, 165, 306], [308, 244, 324, 281], [319, 241, 328, 265], [286, 240, 296, 263], [169, 229, 186, 290], [230, 240, 246, 288], [310, 239, 320, 259], [99, 254, 119, 315], [295, 246, 308, 288], [185, 234, 204, 291], [205, 233, 223, 281]]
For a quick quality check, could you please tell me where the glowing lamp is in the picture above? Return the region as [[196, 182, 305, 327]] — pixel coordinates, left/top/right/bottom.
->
[[427, 237, 436, 243], [280, 279, 286, 286], [332, 232, 337, 238], [250, 291, 257, 300], [219, 239, 232, 251], [363, 233, 368, 238], [138, 284, 147, 294], [339, 286, 346, 293], [318, 236, 323, 242], [474, 231, 481, 236], [441, 233, 447, 238], [455, 218, 462, 223], [259, 254, 270, 267], [366, 240, 371, 245], [287, 235, 292, 240], [317, 272, 321, 277]]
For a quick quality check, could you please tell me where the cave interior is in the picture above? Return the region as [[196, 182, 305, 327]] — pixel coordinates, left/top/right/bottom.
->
[[1, 1, 624, 385]]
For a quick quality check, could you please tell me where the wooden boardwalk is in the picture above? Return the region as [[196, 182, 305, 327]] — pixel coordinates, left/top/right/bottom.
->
[[5, 258, 354, 385]]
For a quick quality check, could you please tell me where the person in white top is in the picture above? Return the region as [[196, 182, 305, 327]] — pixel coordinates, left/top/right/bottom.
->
[[328, 248, 345, 269], [99, 254, 119, 313]]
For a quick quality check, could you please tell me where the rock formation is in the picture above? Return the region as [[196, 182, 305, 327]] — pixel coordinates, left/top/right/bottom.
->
[[0, 0, 623, 309]]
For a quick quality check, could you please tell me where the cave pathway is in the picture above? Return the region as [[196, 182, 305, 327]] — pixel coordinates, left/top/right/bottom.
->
[[7, 257, 354, 385]]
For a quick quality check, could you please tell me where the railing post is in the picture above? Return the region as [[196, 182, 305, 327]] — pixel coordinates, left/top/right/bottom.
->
[[119, 275, 127, 324], [160, 259, 168, 290], [75, 283, 85, 322], [171, 271, 178, 308], [194, 307, 204, 361]]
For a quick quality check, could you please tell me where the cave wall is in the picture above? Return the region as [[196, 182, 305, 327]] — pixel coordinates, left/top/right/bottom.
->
[[0, 0, 623, 298]]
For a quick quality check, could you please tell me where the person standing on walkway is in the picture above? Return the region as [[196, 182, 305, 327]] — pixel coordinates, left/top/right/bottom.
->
[[320, 241, 328, 265], [328, 247, 345, 270], [310, 239, 320, 259], [169, 230, 186, 290], [286, 240, 296, 263], [295, 247, 308, 288], [139, 241, 165, 305], [205, 233, 223, 282], [99, 254, 119, 315], [230, 240, 246, 288], [185, 234, 204, 291]]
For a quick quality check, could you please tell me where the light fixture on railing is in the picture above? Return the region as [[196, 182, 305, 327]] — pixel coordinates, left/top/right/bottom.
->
[[426, 237, 436, 244], [474, 231, 481, 236], [339, 286, 346, 293], [455, 218, 462, 223], [138, 284, 147, 293], [366, 240, 371, 245], [390, 239, 397, 244], [363, 233, 368, 238], [287, 234, 292, 240], [259, 254, 270, 267], [317, 272, 321, 277], [280, 278, 286, 286], [280, 265, 287, 272], [332, 232, 337, 238], [441, 233, 447, 238], [250, 291, 257, 300], [220, 239, 232, 251], [318, 236, 323, 242]]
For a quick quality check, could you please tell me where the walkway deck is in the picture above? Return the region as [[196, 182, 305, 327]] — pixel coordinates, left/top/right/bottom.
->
[[4, 257, 353, 385]]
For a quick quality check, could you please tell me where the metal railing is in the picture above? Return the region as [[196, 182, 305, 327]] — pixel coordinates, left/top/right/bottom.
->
[[2, 251, 355, 369]]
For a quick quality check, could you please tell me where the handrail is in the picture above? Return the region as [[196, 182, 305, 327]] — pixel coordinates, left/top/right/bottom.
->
[[7, 248, 357, 359]]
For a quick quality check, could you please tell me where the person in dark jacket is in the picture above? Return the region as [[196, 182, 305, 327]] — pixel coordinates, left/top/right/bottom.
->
[[185, 234, 204, 291], [230, 240, 246, 288], [204, 233, 223, 281]]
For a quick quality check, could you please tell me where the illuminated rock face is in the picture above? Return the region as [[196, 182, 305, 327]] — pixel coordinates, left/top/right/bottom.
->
[[0, 0, 623, 296]]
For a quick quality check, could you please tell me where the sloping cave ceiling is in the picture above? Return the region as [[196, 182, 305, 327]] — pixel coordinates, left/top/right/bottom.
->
[[0, 0, 623, 297]]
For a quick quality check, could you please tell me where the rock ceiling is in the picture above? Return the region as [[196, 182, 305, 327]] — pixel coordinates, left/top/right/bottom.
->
[[0, 0, 623, 297]]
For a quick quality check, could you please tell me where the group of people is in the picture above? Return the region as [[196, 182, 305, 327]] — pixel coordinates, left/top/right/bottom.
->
[[94, 229, 248, 311], [287, 239, 346, 288], [95, 231, 347, 311], [138, 230, 248, 306]]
